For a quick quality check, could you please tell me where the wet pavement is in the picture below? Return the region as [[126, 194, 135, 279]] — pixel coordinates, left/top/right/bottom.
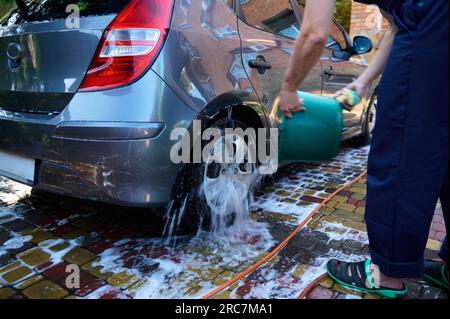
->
[[0, 145, 447, 299]]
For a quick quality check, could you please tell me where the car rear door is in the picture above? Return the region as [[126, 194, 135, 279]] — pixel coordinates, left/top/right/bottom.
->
[[236, 0, 322, 126], [0, 0, 131, 114]]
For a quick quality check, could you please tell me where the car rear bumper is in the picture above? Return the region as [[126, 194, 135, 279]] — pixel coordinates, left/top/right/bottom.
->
[[0, 70, 196, 207]]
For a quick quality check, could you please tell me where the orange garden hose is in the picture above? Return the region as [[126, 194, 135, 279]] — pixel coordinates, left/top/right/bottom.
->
[[201, 170, 368, 299], [298, 273, 328, 299]]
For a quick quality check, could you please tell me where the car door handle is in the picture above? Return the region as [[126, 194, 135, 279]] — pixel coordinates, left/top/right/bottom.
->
[[248, 56, 272, 73], [323, 67, 336, 77]]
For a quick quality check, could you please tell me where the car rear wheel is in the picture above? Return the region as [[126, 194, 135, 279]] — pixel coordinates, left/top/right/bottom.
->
[[168, 116, 260, 235]]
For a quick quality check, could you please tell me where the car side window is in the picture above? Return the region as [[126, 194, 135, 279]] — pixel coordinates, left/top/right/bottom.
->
[[239, 0, 300, 39], [327, 21, 348, 50], [298, 4, 348, 51]]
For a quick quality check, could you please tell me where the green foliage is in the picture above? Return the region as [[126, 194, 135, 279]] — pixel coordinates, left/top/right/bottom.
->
[[0, 0, 15, 19], [334, 0, 352, 32]]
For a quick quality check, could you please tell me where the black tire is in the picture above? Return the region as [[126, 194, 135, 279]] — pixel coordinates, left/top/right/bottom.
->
[[354, 93, 377, 146], [169, 116, 258, 234]]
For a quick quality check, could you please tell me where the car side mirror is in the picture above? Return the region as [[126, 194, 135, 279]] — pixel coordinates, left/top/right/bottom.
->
[[352, 36, 373, 55]]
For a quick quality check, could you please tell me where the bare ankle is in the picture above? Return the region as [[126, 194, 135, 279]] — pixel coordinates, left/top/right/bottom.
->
[[379, 273, 404, 289]]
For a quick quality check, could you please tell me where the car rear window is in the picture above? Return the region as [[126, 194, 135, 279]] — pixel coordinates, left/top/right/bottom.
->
[[1, 0, 132, 26]]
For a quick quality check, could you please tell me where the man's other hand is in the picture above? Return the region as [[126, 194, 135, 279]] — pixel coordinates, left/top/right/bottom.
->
[[280, 88, 305, 118]]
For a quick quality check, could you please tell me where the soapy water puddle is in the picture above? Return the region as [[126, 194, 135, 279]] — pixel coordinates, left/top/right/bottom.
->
[[0, 145, 369, 298]]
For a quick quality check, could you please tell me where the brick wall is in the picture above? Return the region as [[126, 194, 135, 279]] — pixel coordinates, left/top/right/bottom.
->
[[241, 0, 291, 27], [350, 2, 389, 60]]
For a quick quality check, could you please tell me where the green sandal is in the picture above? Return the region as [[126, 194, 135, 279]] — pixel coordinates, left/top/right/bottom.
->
[[424, 260, 449, 291], [326, 259, 408, 299]]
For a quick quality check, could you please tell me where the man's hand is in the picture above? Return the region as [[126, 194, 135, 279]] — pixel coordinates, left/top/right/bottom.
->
[[280, 87, 305, 118], [334, 80, 368, 110]]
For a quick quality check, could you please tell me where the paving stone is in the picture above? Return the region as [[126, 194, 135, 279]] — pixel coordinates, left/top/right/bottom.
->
[[349, 187, 366, 195], [14, 275, 44, 290], [275, 190, 291, 197], [70, 217, 99, 231], [426, 239, 441, 251], [23, 280, 68, 299], [89, 266, 115, 281], [328, 239, 344, 250], [292, 249, 321, 266], [1, 266, 34, 284], [75, 279, 105, 297], [307, 286, 335, 299], [337, 190, 352, 197], [363, 293, 382, 299], [212, 271, 234, 286], [332, 196, 348, 203], [313, 243, 334, 255], [0, 230, 13, 245], [0, 261, 21, 274], [293, 264, 311, 278], [319, 277, 335, 288], [342, 220, 367, 232], [93, 285, 132, 299], [106, 271, 140, 290], [280, 245, 302, 260], [22, 228, 53, 244], [236, 279, 259, 297], [76, 233, 101, 247], [63, 247, 96, 266], [2, 219, 33, 233], [0, 214, 15, 223], [58, 269, 104, 294], [17, 248, 51, 267], [0, 287, 15, 299], [0, 254, 14, 268], [43, 262, 71, 281], [335, 203, 356, 213], [63, 229, 87, 240], [333, 209, 364, 222], [183, 279, 204, 296], [291, 234, 318, 250], [341, 240, 365, 255], [296, 201, 315, 207], [213, 289, 241, 299], [280, 198, 297, 204], [300, 196, 323, 204], [350, 193, 366, 200], [356, 200, 366, 207], [265, 212, 297, 223], [307, 220, 323, 230], [49, 241, 71, 252], [321, 215, 344, 224], [332, 283, 364, 297], [52, 224, 78, 237], [321, 207, 335, 215], [6, 241, 33, 255], [420, 286, 448, 299], [405, 281, 422, 299], [325, 201, 338, 208]]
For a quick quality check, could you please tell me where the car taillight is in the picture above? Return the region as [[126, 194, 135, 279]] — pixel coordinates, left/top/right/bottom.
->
[[79, 0, 173, 91]]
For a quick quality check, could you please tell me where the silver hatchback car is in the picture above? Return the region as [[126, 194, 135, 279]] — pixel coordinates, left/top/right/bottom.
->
[[0, 0, 377, 224]]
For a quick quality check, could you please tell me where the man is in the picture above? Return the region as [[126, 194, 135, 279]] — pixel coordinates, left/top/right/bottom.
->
[[280, 0, 448, 298]]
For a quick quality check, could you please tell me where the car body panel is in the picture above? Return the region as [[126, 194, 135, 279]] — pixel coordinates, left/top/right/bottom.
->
[[0, 69, 196, 206], [0, 16, 115, 113]]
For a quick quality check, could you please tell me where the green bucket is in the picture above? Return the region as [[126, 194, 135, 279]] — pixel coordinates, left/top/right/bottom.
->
[[278, 90, 359, 162]]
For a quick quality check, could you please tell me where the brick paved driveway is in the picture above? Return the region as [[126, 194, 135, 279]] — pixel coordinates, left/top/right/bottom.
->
[[0, 146, 447, 299]]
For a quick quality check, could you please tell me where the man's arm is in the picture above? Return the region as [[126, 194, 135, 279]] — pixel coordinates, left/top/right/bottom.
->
[[280, 0, 336, 118], [340, 10, 397, 101]]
